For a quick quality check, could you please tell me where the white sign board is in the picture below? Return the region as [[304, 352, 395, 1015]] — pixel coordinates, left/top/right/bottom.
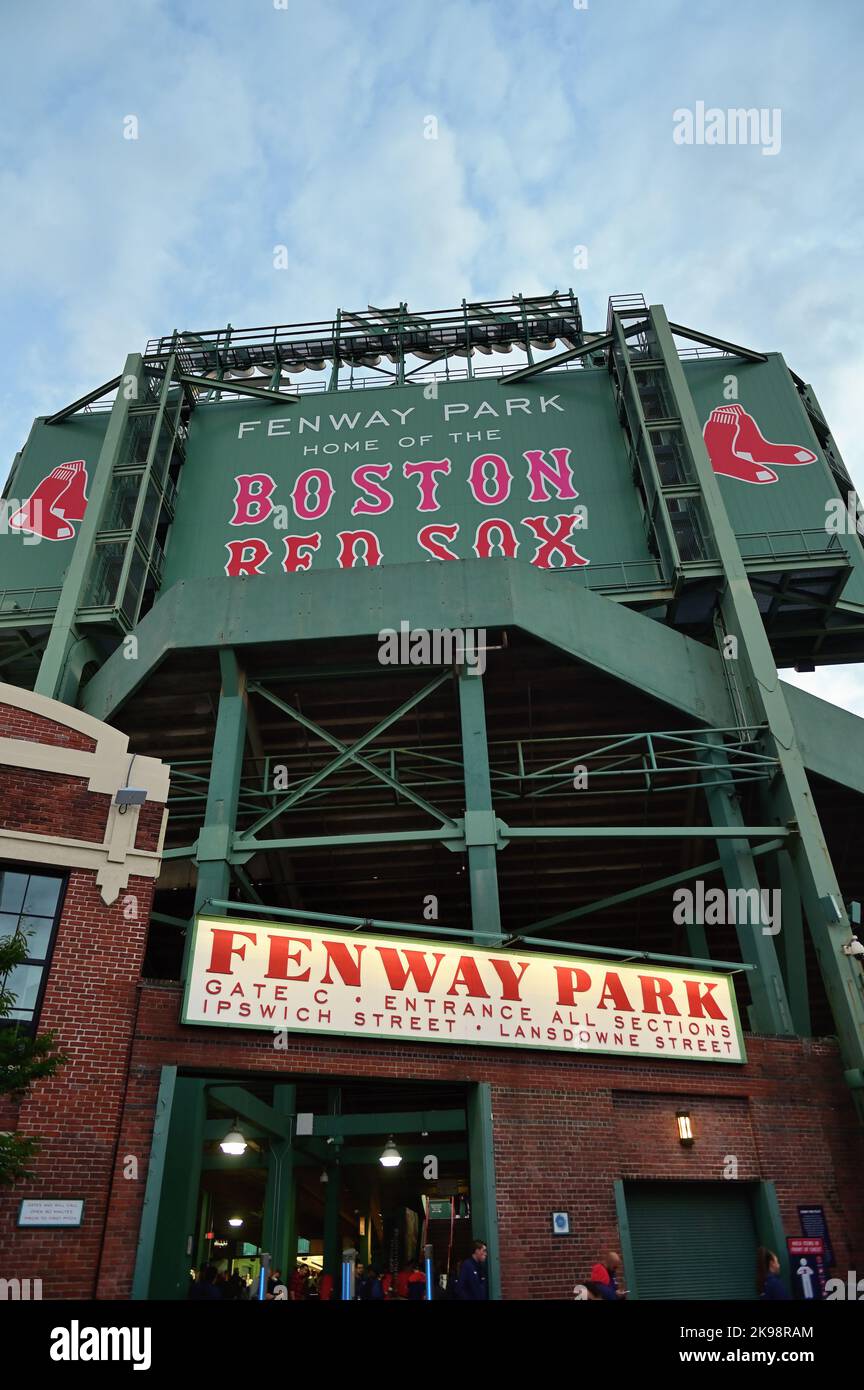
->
[[18, 1198, 84, 1227], [181, 916, 746, 1062]]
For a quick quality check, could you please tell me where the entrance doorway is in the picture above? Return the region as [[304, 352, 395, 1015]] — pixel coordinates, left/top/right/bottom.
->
[[135, 1070, 497, 1300]]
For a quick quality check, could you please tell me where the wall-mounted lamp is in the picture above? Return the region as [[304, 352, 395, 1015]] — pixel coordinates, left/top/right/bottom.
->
[[676, 1111, 695, 1146], [228, 1217, 243, 1228]]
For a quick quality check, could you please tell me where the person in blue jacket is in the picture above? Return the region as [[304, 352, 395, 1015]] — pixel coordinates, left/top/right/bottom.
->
[[757, 1247, 791, 1300], [456, 1240, 489, 1300]]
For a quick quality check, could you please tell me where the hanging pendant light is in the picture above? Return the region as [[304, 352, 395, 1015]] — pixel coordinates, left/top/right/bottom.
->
[[379, 1136, 402, 1168], [220, 1120, 248, 1155]]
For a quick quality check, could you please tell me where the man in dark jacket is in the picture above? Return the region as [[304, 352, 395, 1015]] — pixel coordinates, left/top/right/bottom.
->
[[456, 1241, 489, 1300]]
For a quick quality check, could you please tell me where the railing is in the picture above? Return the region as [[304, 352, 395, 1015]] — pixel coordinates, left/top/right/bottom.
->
[[737, 529, 847, 562], [0, 586, 62, 618]]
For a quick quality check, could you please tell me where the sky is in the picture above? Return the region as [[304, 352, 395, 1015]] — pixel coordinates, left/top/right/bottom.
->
[[1, 0, 863, 708]]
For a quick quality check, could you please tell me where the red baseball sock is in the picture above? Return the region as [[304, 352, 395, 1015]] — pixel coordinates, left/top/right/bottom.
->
[[703, 407, 778, 485], [8, 467, 77, 540], [52, 459, 88, 520], [725, 405, 816, 467]]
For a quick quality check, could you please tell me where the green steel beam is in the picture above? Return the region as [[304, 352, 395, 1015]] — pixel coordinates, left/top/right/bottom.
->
[[509, 935, 755, 972], [208, 1084, 292, 1140], [774, 848, 812, 1035], [235, 826, 462, 853], [783, 682, 864, 796], [262, 1084, 296, 1275], [176, 372, 299, 405], [310, 1109, 466, 1138], [36, 353, 143, 701], [666, 322, 768, 363], [204, 897, 478, 940], [80, 560, 735, 729], [247, 674, 456, 833], [293, 1143, 468, 1165], [186, 649, 248, 979], [131, 1064, 177, 1300], [467, 1083, 501, 1300], [700, 736, 793, 1035], [649, 304, 864, 1094], [505, 824, 787, 840], [458, 671, 502, 944], [45, 375, 123, 426], [496, 318, 647, 385], [144, 1075, 207, 1299], [526, 837, 785, 935]]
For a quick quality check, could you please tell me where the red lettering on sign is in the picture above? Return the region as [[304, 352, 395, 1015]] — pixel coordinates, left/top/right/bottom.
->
[[292, 468, 334, 520], [417, 522, 460, 560], [446, 956, 490, 998], [351, 464, 394, 515], [638, 974, 680, 1015], [403, 459, 451, 511], [337, 530, 383, 567], [685, 978, 727, 1019], [230, 474, 276, 525], [320, 940, 366, 987], [376, 947, 445, 993], [281, 533, 321, 572], [524, 448, 578, 502], [265, 935, 312, 982], [489, 957, 531, 1001], [469, 453, 512, 505], [522, 514, 588, 568], [224, 538, 271, 576], [597, 972, 633, 1011], [206, 928, 257, 975], [473, 518, 519, 559], [555, 964, 592, 1005]]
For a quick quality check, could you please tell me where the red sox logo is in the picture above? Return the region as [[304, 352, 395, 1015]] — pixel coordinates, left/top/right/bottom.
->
[[8, 460, 89, 541], [703, 405, 816, 484]]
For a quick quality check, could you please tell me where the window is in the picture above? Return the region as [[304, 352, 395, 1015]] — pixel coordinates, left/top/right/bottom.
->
[[0, 868, 65, 1028]]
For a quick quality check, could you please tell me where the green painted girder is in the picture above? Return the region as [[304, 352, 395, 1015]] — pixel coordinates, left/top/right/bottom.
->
[[208, 1084, 292, 1140], [176, 371, 299, 406], [247, 674, 457, 833], [504, 824, 787, 840], [80, 559, 735, 728], [526, 837, 786, 936], [293, 1143, 467, 1165], [310, 1109, 466, 1137]]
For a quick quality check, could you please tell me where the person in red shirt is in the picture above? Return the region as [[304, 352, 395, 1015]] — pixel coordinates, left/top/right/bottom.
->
[[589, 1250, 624, 1300], [395, 1265, 411, 1300], [407, 1262, 427, 1301]]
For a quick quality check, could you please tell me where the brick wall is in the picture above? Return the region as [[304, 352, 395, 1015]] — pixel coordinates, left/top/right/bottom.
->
[[95, 986, 864, 1302]]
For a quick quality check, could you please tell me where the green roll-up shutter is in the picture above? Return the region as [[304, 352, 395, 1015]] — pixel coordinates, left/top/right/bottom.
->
[[625, 1181, 758, 1300]]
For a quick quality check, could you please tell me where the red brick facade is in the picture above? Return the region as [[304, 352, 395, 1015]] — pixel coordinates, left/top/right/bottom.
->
[[1, 695, 863, 1301]]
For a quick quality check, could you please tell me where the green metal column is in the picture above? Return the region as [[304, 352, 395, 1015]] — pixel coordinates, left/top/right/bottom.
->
[[701, 738, 793, 1034], [773, 848, 812, 1036], [261, 1084, 297, 1279], [183, 648, 248, 977], [141, 1074, 207, 1300], [322, 1085, 343, 1290], [36, 353, 144, 702], [458, 671, 502, 944], [649, 305, 864, 1108], [466, 1082, 501, 1300]]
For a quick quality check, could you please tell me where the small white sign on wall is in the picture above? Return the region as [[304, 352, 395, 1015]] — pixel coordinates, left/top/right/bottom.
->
[[552, 1211, 570, 1236], [18, 1198, 84, 1228]]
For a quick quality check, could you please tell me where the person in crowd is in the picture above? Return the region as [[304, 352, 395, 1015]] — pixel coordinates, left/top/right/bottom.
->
[[366, 1267, 385, 1300], [354, 1262, 368, 1300], [757, 1247, 791, 1300], [395, 1263, 411, 1300], [456, 1240, 489, 1300], [407, 1261, 427, 1301], [318, 1271, 334, 1301], [189, 1264, 222, 1301], [589, 1250, 624, 1300], [380, 1269, 395, 1299], [289, 1264, 307, 1301], [265, 1267, 283, 1300], [573, 1281, 607, 1301]]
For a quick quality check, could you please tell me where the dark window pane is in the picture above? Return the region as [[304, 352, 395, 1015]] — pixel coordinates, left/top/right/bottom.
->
[[0, 872, 28, 914], [18, 916, 54, 959], [3, 963, 43, 1015], [22, 876, 62, 917]]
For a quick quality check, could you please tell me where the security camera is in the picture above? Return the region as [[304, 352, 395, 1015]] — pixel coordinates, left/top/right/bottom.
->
[[841, 936, 864, 959]]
